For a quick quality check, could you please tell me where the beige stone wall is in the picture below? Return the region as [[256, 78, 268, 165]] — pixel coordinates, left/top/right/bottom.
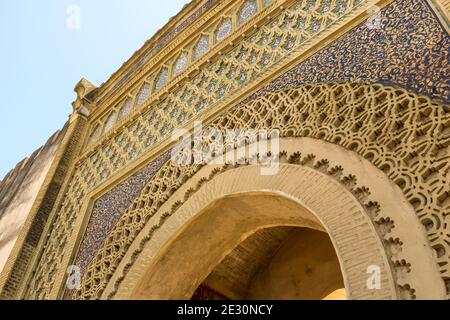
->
[[247, 228, 344, 300], [0, 127, 66, 273], [200, 227, 344, 300]]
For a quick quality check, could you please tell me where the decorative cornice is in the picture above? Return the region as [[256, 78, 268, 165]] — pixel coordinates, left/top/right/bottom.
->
[[81, 0, 371, 159], [72, 78, 96, 116], [16, 0, 450, 300], [90, 0, 233, 121], [93, 0, 219, 107]]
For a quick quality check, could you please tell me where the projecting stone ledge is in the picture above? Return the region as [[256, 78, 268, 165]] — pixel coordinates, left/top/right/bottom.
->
[[72, 78, 97, 117]]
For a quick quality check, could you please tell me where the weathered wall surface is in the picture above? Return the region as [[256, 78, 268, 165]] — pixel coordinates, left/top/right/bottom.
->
[[200, 227, 344, 300], [0, 126, 67, 273], [247, 228, 344, 300]]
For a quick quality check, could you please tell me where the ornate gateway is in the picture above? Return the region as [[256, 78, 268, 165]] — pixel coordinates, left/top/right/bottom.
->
[[0, 0, 449, 300]]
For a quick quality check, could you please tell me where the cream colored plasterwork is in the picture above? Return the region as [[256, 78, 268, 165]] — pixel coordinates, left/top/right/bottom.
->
[[106, 139, 445, 300], [85, 0, 372, 148], [67, 82, 449, 300], [21, 0, 450, 300], [23, 0, 386, 299]]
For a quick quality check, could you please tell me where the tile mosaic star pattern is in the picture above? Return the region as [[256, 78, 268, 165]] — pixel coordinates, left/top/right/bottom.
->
[[90, 0, 367, 144], [118, 98, 132, 121], [88, 126, 101, 146], [194, 35, 210, 60], [173, 52, 189, 77], [154, 68, 169, 92], [238, 0, 258, 25], [103, 112, 117, 134], [135, 83, 151, 107], [72, 152, 170, 277], [216, 18, 233, 43], [244, 0, 450, 104]]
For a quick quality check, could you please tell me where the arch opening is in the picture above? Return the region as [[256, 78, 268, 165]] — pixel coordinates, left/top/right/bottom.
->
[[108, 140, 445, 300], [191, 226, 345, 300], [131, 192, 347, 300]]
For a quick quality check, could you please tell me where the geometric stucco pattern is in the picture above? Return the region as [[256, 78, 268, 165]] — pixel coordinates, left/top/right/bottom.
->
[[66, 3, 450, 296], [69, 82, 449, 300], [21, 0, 449, 299], [88, 0, 367, 145], [115, 162, 402, 300], [109, 155, 417, 300], [25, 0, 370, 299], [68, 2, 450, 288], [88, 0, 366, 145], [114, 158, 421, 300]]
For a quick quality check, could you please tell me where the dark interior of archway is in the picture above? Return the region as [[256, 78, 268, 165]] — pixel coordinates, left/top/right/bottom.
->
[[191, 227, 345, 300]]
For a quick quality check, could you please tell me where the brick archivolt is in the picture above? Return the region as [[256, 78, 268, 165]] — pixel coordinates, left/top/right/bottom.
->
[[64, 82, 449, 300], [105, 140, 445, 300], [123, 164, 396, 300]]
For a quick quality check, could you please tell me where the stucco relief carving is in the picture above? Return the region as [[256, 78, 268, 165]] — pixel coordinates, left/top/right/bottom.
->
[[19, 0, 449, 299], [67, 82, 449, 300]]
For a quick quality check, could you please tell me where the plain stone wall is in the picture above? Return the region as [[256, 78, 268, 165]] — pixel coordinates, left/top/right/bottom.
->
[[247, 228, 344, 300], [0, 128, 66, 273]]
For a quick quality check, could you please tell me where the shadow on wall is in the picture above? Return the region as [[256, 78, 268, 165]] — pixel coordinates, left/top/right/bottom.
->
[[0, 126, 67, 273], [194, 227, 345, 300]]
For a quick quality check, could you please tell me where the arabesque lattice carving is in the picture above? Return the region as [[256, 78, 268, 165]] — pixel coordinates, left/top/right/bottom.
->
[[64, 82, 449, 300], [105, 155, 414, 300], [24, 0, 369, 298], [88, 0, 364, 145]]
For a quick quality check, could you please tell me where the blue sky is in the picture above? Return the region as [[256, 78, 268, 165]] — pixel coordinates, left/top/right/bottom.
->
[[0, 0, 189, 179]]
